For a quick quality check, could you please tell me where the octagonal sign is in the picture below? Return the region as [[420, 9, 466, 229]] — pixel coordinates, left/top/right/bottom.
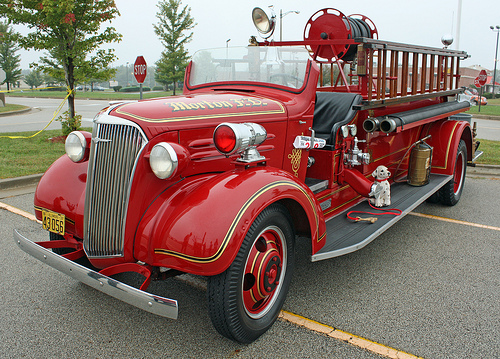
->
[[477, 69, 487, 87], [134, 56, 147, 84]]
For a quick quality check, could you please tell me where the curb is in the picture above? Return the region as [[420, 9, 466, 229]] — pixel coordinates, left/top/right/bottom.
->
[[0, 106, 32, 117], [0, 173, 43, 191], [471, 114, 500, 121], [467, 164, 500, 178]]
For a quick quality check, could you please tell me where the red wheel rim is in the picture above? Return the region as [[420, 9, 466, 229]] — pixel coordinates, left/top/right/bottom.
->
[[453, 151, 465, 194], [242, 225, 286, 319]]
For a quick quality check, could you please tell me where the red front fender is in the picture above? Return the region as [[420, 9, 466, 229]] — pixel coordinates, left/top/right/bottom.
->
[[34, 155, 88, 239], [134, 166, 326, 276]]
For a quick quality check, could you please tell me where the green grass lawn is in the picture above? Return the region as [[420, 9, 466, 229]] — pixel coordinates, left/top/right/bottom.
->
[[466, 97, 500, 116], [0, 129, 66, 179], [0, 103, 30, 113], [476, 139, 500, 165]]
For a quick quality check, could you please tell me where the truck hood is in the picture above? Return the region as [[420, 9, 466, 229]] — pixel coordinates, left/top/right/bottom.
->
[[109, 92, 288, 139]]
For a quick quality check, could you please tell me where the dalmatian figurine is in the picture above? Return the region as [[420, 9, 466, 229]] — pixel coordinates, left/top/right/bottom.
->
[[369, 165, 391, 207]]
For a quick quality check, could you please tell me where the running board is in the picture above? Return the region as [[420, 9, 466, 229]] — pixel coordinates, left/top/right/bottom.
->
[[312, 174, 452, 262]]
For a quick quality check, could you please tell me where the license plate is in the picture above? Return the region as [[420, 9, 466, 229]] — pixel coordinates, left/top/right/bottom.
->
[[42, 210, 65, 235]]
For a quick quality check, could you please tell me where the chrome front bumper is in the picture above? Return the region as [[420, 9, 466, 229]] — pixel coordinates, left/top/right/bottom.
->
[[13, 230, 178, 319]]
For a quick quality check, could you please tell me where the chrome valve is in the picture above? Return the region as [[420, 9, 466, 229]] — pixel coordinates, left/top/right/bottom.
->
[[346, 137, 370, 166]]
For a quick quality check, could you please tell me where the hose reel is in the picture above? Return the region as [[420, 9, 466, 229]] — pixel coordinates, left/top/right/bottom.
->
[[303, 8, 378, 63]]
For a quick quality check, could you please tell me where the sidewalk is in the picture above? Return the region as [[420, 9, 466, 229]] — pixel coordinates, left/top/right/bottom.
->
[[472, 114, 500, 121], [466, 164, 500, 178]]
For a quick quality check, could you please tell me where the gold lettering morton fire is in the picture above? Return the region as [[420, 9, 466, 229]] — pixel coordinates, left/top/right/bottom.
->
[[168, 98, 268, 112]]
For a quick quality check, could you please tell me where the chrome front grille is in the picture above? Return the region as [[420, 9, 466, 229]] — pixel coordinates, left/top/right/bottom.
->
[[84, 120, 147, 257]]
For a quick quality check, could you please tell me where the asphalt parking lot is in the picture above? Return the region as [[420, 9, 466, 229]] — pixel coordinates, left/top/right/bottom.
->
[[1, 174, 499, 359]]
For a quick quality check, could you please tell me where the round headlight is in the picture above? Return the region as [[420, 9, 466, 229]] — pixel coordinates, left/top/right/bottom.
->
[[65, 131, 86, 162], [149, 142, 178, 179]]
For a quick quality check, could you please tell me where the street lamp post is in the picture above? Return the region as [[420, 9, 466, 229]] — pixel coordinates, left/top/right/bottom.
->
[[491, 25, 500, 98], [280, 9, 300, 42]]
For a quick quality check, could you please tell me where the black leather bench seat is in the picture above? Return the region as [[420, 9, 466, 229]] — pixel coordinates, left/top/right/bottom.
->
[[312, 92, 363, 145]]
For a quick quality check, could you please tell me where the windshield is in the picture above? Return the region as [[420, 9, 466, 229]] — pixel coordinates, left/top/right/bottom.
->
[[188, 46, 311, 90]]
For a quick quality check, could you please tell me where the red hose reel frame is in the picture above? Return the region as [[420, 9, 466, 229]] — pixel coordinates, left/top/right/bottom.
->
[[303, 8, 378, 63]]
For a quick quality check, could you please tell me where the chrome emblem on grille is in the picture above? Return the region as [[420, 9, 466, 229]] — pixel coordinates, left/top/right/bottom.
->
[[92, 137, 112, 144]]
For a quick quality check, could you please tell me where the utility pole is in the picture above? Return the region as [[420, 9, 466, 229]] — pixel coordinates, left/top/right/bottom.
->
[[491, 26, 500, 98]]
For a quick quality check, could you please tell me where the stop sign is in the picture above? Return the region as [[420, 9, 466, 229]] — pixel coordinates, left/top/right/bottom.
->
[[134, 56, 147, 84], [477, 69, 488, 87]]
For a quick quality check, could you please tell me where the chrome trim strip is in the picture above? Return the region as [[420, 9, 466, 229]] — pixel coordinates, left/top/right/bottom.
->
[[13, 230, 178, 319]]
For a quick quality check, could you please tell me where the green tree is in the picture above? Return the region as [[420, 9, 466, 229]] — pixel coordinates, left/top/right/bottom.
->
[[24, 68, 44, 89], [154, 0, 195, 95], [0, 0, 121, 132], [0, 21, 22, 91]]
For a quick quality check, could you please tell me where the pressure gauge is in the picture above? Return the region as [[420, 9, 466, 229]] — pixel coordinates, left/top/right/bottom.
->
[[341, 125, 349, 138]]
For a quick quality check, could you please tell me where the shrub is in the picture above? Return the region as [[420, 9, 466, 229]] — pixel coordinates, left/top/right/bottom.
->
[[119, 86, 139, 92], [113, 85, 122, 92], [56, 110, 82, 136], [119, 86, 151, 92], [152, 86, 164, 91]]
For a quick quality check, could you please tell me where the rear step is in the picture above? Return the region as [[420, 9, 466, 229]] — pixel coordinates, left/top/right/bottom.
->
[[468, 150, 483, 166], [312, 174, 452, 261]]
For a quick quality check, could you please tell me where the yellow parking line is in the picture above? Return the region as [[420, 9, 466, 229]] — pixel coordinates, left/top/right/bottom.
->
[[0, 201, 41, 224], [279, 311, 424, 359], [410, 212, 500, 232]]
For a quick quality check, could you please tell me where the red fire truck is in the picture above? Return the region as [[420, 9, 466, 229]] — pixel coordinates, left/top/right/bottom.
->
[[14, 7, 481, 343]]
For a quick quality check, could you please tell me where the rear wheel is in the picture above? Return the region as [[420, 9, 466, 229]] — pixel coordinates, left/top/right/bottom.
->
[[439, 140, 467, 206], [207, 204, 295, 343]]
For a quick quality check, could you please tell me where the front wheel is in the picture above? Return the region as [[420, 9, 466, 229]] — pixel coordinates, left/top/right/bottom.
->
[[207, 203, 295, 343], [439, 140, 467, 206]]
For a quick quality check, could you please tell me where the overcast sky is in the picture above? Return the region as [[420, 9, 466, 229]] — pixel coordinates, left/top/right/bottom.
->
[[14, 0, 500, 71]]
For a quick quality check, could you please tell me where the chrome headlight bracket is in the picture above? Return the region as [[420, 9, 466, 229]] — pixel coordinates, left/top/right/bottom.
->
[[149, 142, 179, 179]]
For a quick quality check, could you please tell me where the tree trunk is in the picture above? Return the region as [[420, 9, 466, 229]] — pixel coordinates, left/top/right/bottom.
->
[[173, 81, 176, 96], [66, 58, 76, 119]]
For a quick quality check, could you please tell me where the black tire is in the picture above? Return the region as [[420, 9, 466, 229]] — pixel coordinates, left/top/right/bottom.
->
[[207, 203, 295, 343], [439, 140, 467, 206], [425, 191, 441, 204]]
